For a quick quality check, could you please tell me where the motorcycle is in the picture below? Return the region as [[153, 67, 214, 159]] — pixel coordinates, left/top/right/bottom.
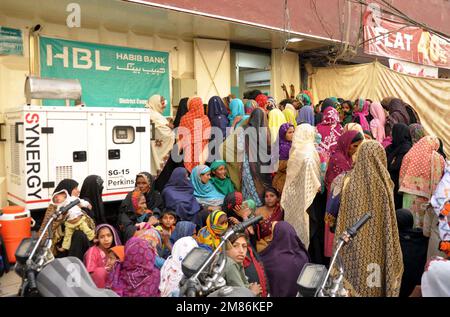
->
[[14, 191, 118, 297], [179, 215, 263, 297], [296, 213, 372, 297]]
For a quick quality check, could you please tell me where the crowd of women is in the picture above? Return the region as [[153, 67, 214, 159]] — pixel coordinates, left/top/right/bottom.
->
[[37, 90, 450, 297]]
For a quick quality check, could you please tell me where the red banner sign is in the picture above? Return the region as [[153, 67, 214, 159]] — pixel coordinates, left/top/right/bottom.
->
[[363, 9, 450, 69]]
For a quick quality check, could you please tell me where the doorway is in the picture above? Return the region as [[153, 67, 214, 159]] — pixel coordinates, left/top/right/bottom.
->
[[231, 49, 271, 99]]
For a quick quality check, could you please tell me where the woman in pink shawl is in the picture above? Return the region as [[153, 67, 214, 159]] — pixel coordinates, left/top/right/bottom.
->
[[324, 130, 364, 194], [316, 107, 343, 155], [323, 130, 364, 257], [108, 237, 161, 297], [352, 98, 370, 131], [369, 102, 386, 144]]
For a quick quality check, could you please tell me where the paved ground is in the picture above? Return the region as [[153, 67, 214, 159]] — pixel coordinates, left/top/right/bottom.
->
[[0, 270, 21, 297]]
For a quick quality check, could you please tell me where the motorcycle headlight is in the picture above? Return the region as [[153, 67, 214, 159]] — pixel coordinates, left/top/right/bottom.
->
[[297, 263, 328, 297], [182, 247, 212, 278]]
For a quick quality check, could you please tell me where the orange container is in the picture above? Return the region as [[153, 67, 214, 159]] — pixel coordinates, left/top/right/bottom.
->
[[0, 206, 35, 263]]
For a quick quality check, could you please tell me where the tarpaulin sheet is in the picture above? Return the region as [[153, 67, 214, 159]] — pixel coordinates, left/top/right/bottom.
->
[[309, 61, 450, 156]]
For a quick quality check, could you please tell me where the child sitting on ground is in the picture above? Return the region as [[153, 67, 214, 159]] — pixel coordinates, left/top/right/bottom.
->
[[155, 209, 177, 235], [52, 189, 95, 252], [155, 209, 177, 257]]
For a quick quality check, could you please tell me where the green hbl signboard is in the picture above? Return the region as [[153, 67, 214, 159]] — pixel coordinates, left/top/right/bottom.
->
[[39, 36, 170, 116]]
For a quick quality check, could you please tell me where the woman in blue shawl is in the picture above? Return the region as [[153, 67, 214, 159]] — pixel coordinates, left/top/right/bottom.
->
[[170, 221, 197, 245], [161, 167, 202, 223], [298, 104, 315, 126], [191, 165, 225, 208], [228, 98, 249, 129]]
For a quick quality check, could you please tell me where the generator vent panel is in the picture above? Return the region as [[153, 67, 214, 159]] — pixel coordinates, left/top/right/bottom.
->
[[56, 166, 73, 184], [10, 125, 21, 176]]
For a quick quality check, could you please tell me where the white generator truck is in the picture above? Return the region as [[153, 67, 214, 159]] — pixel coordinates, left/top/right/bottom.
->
[[1, 76, 151, 216]]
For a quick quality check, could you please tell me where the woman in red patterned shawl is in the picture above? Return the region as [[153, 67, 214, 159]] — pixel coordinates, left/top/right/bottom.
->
[[178, 97, 212, 173]]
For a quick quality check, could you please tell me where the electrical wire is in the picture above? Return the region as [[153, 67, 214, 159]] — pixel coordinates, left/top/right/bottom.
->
[[349, 0, 449, 39], [310, 0, 335, 41]]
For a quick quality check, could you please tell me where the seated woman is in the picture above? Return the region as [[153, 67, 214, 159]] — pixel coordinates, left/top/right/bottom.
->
[[108, 237, 161, 297], [118, 189, 157, 243], [222, 192, 256, 241], [80, 175, 106, 224], [259, 221, 310, 297], [159, 237, 198, 297], [191, 165, 225, 209], [224, 233, 262, 296], [210, 160, 236, 196], [272, 123, 295, 194], [37, 179, 94, 261], [132, 216, 166, 269], [161, 167, 204, 227], [196, 210, 229, 251], [84, 224, 122, 288], [255, 188, 284, 253], [118, 172, 163, 243]]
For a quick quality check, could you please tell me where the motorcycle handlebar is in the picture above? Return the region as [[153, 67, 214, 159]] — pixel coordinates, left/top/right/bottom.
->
[[57, 199, 81, 216], [346, 213, 371, 239], [231, 215, 263, 234]]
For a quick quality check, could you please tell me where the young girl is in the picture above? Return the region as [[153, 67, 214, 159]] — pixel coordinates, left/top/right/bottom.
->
[[196, 210, 229, 251], [84, 224, 122, 288]]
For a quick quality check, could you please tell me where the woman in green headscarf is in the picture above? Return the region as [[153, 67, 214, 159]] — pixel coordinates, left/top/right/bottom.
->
[[210, 160, 236, 196], [296, 93, 311, 107]]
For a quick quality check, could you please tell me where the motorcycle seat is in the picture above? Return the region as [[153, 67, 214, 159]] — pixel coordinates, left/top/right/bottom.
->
[[36, 256, 118, 297]]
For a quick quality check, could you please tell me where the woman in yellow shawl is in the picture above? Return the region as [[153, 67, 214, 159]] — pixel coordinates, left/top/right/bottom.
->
[[280, 124, 321, 249], [196, 210, 229, 251], [283, 103, 298, 128], [335, 140, 403, 297], [268, 108, 287, 145], [146, 95, 175, 175]]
